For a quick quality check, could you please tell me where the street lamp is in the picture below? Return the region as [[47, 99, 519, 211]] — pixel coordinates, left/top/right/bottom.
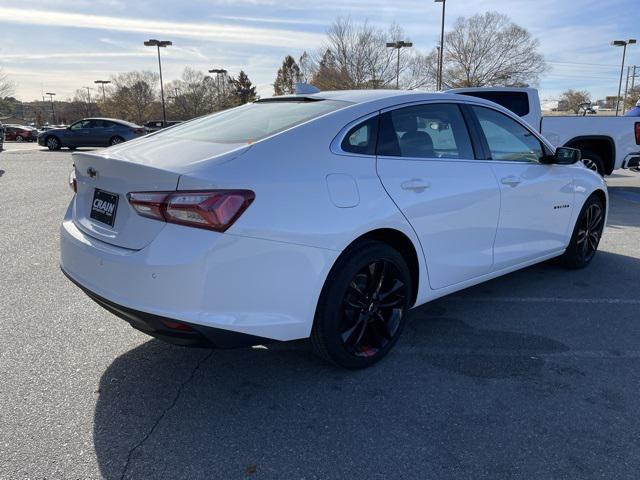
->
[[386, 41, 413, 89], [612, 39, 636, 115], [45, 92, 56, 124], [144, 39, 172, 125], [435, 0, 446, 91], [94, 80, 111, 103]]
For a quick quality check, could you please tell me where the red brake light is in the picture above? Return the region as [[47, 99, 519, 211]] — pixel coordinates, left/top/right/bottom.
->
[[132, 128, 145, 134], [635, 122, 640, 145], [127, 190, 255, 232]]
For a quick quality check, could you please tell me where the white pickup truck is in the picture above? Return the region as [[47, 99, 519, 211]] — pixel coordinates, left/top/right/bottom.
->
[[450, 87, 640, 175]]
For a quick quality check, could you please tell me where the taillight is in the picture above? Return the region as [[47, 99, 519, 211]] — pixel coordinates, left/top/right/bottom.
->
[[127, 190, 255, 232], [635, 122, 640, 145], [68, 169, 77, 193], [132, 128, 145, 135]]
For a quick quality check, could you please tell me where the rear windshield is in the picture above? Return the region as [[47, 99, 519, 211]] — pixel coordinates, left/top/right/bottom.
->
[[457, 91, 530, 117], [160, 99, 350, 144]]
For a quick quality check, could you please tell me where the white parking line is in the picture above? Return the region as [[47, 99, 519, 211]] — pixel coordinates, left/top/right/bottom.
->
[[448, 296, 640, 305]]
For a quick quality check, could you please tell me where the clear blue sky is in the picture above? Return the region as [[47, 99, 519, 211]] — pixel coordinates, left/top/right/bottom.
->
[[0, 0, 638, 103]]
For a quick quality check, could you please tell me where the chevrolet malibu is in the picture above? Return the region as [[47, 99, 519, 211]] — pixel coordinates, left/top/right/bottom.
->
[[61, 90, 607, 369]]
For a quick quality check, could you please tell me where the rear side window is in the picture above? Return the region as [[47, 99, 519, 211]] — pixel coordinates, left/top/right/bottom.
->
[[160, 99, 350, 144], [458, 91, 530, 117], [341, 116, 378, 155], [377, 103, 474, 159]]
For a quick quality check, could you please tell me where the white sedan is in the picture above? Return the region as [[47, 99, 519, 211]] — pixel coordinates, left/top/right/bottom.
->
[[61, 90, 607, 369]]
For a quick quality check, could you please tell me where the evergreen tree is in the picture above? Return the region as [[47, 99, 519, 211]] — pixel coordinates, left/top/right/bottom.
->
[[273, 55, 302, 95], [231, 70, 257, 105]]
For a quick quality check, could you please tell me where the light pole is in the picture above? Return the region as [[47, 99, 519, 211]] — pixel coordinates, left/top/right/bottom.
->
[[386, 41, 413, 89], [435, 0, 446, 90], [612, 39, 636, 115], [45, 92, 56, 124], [84, 86, 92, 115], [144, 39, 172, 125], [94, 80, 111, 103]]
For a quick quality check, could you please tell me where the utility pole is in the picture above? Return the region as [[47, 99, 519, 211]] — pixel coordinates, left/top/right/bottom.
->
[[435, 0, 447, 90], [84, 86, 92, 116], [611, 39, 636, 116], [45, 92, 56, 124]]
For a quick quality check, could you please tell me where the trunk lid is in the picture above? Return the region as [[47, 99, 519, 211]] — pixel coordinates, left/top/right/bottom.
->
[[72, 138, 250, 250]]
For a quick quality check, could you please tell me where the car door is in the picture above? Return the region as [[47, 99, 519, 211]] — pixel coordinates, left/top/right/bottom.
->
[[85, 119, 108, 146], [376, 102, 501, 290], [469, 105, 575, 270], [66, 120, 91, 146]]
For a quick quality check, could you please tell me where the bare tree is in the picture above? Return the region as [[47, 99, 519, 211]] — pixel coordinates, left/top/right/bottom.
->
[[443, 11, 547, 88], [167, 67, 215, 119], [559, 89, 591, 114], [309, 18, 434, 90], [0, 68, 15, 98], [103, 71, 159, 124]]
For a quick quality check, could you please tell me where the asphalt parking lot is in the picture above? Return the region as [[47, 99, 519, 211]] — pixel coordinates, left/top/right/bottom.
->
[[1, 142, 640, 480]]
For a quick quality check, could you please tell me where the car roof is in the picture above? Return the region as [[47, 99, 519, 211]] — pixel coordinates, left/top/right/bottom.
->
[[268, 89, 507, 111], [77, 117, 141, 127]]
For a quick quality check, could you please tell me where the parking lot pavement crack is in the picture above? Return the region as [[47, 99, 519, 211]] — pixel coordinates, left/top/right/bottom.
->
[[119, 349, 214, 480]]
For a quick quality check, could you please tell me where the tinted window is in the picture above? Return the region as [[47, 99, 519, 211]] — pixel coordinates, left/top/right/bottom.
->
[[472, 106, 543, 163], [341, 116, 378, 155], [161, 99, 350, 144], [377, 103, 474, 159], [458, 91, 530, 117], [70, 120, 90, 130]]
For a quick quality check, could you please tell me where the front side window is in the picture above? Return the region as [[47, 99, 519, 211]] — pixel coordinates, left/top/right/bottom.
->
[[70, 120, 90, 130], [377, 103, 474, 159], [159, 99, 350, 144], [472, 106, 543, 163], [340, 116, 378, 155]]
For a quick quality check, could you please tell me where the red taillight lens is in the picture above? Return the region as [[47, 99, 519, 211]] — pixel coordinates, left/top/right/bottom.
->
[[127, 190, 255, 232], [635, 122, 640, 145], [132, 128, 145, 135], [127, 192, 167, 220]]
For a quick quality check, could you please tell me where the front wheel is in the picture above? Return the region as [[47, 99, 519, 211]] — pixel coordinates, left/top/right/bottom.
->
[[310, 240, 413, 369], [46, 136, 61, 151], [16, 135, 24, 142], [561, 194, 605, 268]]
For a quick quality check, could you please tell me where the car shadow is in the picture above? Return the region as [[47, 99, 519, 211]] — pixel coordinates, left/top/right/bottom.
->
[[0, 169, 4, 177], [92, 251, 640, 479]]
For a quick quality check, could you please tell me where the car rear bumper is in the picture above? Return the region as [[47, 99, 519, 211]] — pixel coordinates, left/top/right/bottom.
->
[[60, 202, 338, 343]]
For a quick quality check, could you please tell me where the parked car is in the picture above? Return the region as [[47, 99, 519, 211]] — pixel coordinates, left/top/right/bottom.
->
[[450, 87, 640, 175], [4, 125, 38, 142], [0, 122, 4, 152], [143, 120, 183, 132], [38, 118, 147, 150], [61, 90, 607, 368]]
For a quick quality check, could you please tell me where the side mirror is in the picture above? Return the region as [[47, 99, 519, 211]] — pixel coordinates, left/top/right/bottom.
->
[[552, 146, 581, 165]]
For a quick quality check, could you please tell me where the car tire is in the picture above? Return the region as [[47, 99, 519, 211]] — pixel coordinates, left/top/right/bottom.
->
[[16, 135, 23, 142], [561, 194, 605, 269], [46, 136, 61, 151], [109, 136, 124, 146], [310, 240, 413, 369], [579, 149, 605, 176]]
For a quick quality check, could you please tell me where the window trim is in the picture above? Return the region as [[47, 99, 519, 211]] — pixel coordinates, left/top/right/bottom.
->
[[376, 101, 478, 162], [469, 104, 549, 164], [330, 111, 380, 157]]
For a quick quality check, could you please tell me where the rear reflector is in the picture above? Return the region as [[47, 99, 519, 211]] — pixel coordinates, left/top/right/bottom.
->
[[160, 319, 195, 332], [635, 122, 640, 145], [127, 190, 255, 232]]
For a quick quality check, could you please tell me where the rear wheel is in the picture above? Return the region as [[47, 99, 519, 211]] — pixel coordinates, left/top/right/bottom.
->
[[310, 240, 412, 369], [16, 135, 23, 142], [561, 194, 605, 268], [46, 136, 61, 151], [109, 136, 124, 146], [579, 149, 605, 176]]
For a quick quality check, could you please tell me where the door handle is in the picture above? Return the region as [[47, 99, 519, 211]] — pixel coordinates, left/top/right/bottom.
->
[[500, 175, 521, 186], [401, 179, 430, 193]]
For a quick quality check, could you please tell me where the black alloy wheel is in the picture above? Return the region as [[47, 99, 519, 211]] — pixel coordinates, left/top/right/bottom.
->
[[562, 195, 605, 268], [339, 260, 407, 358], [311, 240, 412, 369]]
